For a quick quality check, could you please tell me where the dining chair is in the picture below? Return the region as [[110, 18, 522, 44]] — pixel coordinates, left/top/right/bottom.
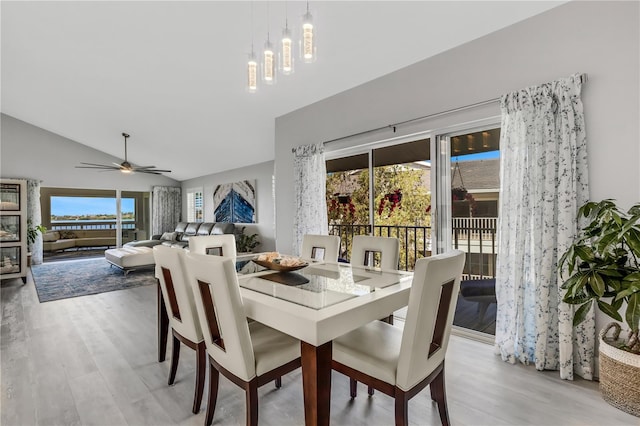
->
[[350, 234, 402, 394], [188, 234, 237, 258], [332, 250, 466, 426], [301, 234, 340, 262], [184, 252, 302, 426], [153, 245, 206, 415], [351, 235, 400, 270]]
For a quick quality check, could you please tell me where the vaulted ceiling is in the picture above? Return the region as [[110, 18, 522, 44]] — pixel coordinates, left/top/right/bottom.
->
[[1, 1, 565, 181]]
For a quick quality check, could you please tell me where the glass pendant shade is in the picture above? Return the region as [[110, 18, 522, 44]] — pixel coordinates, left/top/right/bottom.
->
[[247, 51, 258, 93], [301, 11, 316, 63], [280, 27, 294, 75], [263, 39, 276, 84]]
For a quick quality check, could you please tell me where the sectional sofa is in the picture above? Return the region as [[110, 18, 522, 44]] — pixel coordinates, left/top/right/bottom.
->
[[124, 221, 236, 249], [105, 222, 236, 274], [42, 229, 120, 252]]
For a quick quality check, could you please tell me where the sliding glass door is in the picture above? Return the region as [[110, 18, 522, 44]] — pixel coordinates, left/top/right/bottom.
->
[[325, 120, 500, 337], [326, 138, 431, 270]]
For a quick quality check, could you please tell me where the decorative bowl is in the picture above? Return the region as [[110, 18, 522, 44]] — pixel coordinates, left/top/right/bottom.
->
[[252, 259, 309, 272]]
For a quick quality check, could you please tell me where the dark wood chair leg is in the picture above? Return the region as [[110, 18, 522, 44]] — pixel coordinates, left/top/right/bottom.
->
[[350, 378, 357, 398], [368, 385, 375, 396], [192, 342, 206, 414], [431, 367, 450, 426], [205, 361, 219, 426], [275, 377, 282, 388], [168, 334, 180, 385], [394, 389, 409, 426], [246, 379, 259, 426], [158, 281, 169, 362]]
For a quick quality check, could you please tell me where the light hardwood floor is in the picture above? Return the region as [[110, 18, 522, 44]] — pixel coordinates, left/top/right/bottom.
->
[[1, 268, 637, 426]]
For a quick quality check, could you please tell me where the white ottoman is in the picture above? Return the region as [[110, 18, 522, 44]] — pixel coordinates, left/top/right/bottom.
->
[[105, 246, 155, 275]]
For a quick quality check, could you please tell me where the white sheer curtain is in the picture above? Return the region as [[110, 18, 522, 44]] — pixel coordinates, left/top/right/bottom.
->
[[292, 143, 329, 256], [494, 73, 593, 380], [26, 179, 43, 265], [152, 186, 181, 236]]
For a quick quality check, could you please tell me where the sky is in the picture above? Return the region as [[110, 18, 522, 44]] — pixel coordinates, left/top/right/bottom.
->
[[51, 197, 135, 216], [454, 150, 500, 162]]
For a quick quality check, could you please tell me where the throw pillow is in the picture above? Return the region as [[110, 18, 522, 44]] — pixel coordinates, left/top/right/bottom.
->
[[59, 230, 77, 239], [161, 231, 177, 241]]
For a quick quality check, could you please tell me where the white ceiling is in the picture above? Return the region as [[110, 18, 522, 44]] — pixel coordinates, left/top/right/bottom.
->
[[1, 1, 565, 181]]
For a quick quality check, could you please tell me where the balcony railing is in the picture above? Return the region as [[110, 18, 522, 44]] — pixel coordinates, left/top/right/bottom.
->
[[49, 220, 137, 231], [328, 217, 497, 279]]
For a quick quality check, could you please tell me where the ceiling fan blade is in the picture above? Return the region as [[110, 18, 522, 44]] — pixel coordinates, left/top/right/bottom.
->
[[76, 164, 120, 170], [78, 162, 120, 168], [132, 166, 172, 172], [77, 133, 170, 175]]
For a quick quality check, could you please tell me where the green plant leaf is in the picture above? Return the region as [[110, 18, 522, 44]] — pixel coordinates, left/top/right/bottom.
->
[[573, 300, 593, 327], [597, 300, 623, 322], [574, 246, 595, 263], [589, 272, 606, 297], [625, 228, 640, 258], [563, 293, 592, 305], [625, 293, 640, 332], [560, 270, 586, 291], [615, 285, 640, 300], [597, 231, 619, 255], [612, 296, 624, 311]]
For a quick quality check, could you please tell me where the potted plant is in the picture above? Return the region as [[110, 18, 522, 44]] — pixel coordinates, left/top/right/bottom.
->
[[559, 199, 639, 416], [236, 226, 260, 253], [26, 218, 46, 267]]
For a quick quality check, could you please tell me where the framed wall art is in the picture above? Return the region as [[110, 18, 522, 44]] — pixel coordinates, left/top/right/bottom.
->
[[213, 180, 256, 223]]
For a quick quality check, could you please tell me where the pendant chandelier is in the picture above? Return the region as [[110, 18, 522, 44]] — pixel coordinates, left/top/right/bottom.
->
[[247, 1, 316, 93]]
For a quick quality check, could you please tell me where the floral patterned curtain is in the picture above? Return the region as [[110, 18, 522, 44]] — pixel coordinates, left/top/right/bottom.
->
[[26, 179, 43, 265], [292, 143, 328, 256], [494, 73, 593, 380], [152, 186, 181, 236]]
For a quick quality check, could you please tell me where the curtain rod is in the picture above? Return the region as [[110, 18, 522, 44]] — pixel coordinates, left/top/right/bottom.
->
[[323, 73, 587, 146]]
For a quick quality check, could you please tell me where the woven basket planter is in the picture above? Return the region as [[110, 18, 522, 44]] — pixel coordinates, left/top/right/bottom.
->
[[599, 323, 640, 417]]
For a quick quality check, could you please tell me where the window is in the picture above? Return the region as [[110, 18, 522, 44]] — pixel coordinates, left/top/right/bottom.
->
[[50, 196, 136, 229], [186, 188, 204, 222]]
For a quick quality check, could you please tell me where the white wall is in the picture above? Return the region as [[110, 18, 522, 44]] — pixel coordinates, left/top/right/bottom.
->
[[181, 161, 275, 252], [274, 1, 639, 342], [275, 1, 639, 255], [1, 114, 179, 191]]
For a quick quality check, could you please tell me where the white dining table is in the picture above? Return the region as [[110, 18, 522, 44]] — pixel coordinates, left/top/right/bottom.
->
[[157, 257, 413, 426], [236, 258, 413, 426]]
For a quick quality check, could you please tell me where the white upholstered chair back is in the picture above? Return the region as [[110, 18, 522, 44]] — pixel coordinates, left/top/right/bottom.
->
[[351, 235, 400, 270], [396, 250, 465, 391], [153, 245, 203, 343], [184, 252, 257, 382], [301, 234, 340, 262], [188, 234, 237, 258]]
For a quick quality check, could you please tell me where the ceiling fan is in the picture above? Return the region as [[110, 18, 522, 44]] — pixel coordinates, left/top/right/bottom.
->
[[76, 133, 171, 175]]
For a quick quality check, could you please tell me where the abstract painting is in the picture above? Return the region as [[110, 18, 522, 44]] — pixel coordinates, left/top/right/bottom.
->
[[213, 180, 256, 223]]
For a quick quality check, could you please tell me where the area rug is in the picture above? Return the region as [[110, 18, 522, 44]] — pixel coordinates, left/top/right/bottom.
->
[[31, 258, 155, 302]]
